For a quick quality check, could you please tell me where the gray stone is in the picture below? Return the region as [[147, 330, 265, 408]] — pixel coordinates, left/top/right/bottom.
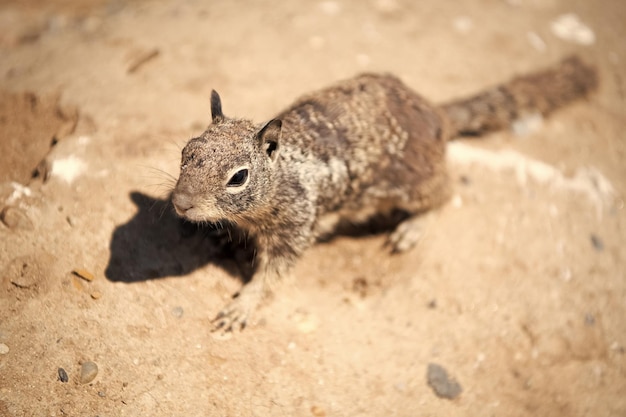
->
[[80, 361, 98, 384], [426, 362, 462, 399]]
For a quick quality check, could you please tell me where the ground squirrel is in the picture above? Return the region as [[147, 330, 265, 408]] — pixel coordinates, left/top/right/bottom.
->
[[171, 56, 597, 332]]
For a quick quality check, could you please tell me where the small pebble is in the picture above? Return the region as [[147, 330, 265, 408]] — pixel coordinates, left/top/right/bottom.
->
[[90, 291, 102, 300], [426, 363, 463, 399], [0, 343, 9, 354], [310, 405, 326, 417], [171, 306, 184, 318], [72, 276, 84, 291], [58, 367, 69, 383], [590, 234, 604, 252], [7, 257, 41, 288], [80, 361, 98, 384], [126, 48, 160, 74], [72, 268, 95, 282], [0, 206, 34, 230], [98, 391, 106, 397]]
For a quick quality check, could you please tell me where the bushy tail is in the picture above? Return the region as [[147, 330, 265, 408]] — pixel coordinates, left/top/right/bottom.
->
[[440, 56, 598, 138]]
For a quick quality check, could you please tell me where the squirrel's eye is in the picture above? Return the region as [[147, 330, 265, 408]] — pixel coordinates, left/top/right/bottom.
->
[[227, 169, 249, 187]]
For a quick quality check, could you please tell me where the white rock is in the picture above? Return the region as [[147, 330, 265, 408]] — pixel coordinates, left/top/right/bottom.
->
[[50, 155, 87, 184], [550, 13, 595, 45]]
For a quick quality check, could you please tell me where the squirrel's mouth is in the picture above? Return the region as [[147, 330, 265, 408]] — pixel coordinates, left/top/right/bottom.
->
[[173, 204, 215, 223], [171, 191, 226, 224], [171, 191, 203, 221]]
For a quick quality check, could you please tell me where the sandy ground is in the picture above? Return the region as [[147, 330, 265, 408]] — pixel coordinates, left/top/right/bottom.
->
[[1, 0, 625, 416]]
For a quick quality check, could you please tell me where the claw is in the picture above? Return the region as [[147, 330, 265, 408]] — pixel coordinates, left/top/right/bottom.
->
[[209, 277, 264, 334], [210, 302, 249, 333]]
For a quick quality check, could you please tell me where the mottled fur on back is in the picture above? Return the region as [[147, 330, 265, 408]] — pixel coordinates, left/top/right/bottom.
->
[[275, 74, 450, 230], [171, 56, 597, 332]]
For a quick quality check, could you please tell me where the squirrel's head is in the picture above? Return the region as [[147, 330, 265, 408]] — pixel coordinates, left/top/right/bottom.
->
[[172, 90, 282, 225]]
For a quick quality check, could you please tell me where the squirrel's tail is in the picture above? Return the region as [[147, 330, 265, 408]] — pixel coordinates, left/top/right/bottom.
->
[[440, 56, 598, 138]]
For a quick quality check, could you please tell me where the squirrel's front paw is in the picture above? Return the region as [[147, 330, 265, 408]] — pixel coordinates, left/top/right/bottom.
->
[[387, 216, 424, 253], [211, 285, 263, 333], [211, 299, 250, 332]]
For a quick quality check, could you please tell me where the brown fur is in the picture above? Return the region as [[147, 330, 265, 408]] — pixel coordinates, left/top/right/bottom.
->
[[171, 56, 597, 332], [441, 56, 597, 136]]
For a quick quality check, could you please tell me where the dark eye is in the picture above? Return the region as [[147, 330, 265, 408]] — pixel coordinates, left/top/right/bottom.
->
[[227, 169, 249, 187]]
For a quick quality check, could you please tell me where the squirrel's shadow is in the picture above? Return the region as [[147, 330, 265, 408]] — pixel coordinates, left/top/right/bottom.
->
[[104, 191, 256, 283], [105, 192, 411, 284]]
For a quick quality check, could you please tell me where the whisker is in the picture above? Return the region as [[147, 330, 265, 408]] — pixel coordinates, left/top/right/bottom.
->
[[148, 198, 163, 215], [141, 165, 178, 182], [157, 198, 172, 220], [167, 134, 198, 153]]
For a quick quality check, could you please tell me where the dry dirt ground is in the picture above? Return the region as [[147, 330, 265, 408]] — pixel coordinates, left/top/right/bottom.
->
[[1, 0, 625, 416]]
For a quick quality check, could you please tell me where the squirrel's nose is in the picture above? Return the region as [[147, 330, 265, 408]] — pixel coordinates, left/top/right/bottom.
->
[[171, 192, 193, 215]]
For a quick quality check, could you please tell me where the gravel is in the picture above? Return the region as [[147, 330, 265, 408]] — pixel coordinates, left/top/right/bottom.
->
[[58, 367, 69, 383], [80, 361, 98, 384], [426, 363, 463, 399]]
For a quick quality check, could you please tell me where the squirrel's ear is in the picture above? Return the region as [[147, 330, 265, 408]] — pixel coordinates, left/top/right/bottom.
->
[[258, 119, 281, 162], [210, 90, 224, 123]]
